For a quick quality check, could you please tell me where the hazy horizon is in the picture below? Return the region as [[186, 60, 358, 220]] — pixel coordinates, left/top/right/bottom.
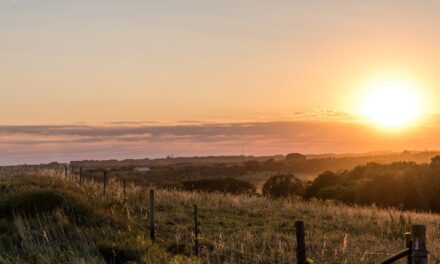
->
[[2, 113, 440, 165]]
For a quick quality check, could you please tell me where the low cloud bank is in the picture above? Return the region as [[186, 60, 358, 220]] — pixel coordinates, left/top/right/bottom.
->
[[0, 120, 439, 165]]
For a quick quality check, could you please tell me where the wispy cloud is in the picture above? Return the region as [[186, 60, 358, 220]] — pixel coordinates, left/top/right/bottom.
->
[[0, 116, 439, 165]]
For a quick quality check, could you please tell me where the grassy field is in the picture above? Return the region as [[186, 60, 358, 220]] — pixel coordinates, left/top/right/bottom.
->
[[1, 168, 440, 263]]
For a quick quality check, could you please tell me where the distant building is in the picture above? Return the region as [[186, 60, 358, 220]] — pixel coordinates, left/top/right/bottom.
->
[[133, 167, 150, 172]]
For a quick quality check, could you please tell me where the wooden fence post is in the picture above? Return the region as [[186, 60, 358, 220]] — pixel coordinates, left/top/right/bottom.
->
[[405, 232, 412, 264], [103, 171, 107, 199], [64, 165, 68, 179], [411, 225, 427, 264], [194, 204, 199, 256], [295, 220, 306, 264], [150, 189, 155, 241]]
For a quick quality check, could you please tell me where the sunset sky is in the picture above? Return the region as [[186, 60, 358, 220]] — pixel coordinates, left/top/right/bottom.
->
[[1, 1, 440, 164]]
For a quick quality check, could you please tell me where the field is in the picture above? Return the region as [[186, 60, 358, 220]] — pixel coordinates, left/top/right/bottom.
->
[[1, 167, 440, 263], [70, 151, 440, 193]]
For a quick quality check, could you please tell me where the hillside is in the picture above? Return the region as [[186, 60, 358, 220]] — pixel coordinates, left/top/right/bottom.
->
[[1, 168, 440, 263], [70, 151, 440, 173], [67, 151, 440, 194]]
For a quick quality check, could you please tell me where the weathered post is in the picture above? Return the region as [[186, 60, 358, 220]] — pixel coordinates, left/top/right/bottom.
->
[[103, 171, 107, 199], [295, 220, 306, 264], [405, 232, 413, 264], [411, 225, 427, 264], [123, 179, 127, 204], [149, 189, 155, 241], [194, 204, 199, 256], [64, 165, 68, 179]]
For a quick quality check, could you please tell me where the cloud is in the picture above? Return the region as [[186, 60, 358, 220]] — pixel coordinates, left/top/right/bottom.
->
[[0, 117, 440, 165]]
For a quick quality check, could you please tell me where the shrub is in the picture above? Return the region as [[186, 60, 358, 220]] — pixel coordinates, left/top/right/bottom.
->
[[262, 174, 304, 198], [316, 185, 356, 203], [304, 171, 339, 199], [181, 178, 256, 195], [158, 181, 184, 190], [285, 153, 306, 162]]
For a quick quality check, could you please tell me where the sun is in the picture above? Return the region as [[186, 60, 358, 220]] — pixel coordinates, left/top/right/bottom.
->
[[360, 78, 424, 129]]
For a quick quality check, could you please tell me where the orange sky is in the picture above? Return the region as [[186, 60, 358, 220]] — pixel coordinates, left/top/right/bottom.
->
[[1, 1, 440, 124], [1, 1, 440, 163]]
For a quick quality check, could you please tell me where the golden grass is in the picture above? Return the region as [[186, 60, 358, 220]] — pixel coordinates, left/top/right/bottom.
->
[[3, 166, 440, 263]]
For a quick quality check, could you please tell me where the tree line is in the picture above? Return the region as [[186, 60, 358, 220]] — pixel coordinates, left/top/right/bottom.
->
[[174, 156, 440, 213], [304, 157, 440, 211], [71, 151, 439, 183]]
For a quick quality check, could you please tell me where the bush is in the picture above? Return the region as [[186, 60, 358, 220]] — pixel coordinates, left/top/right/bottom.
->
[[181, 178, 256, 195], [262, 174, 304, 198], [304, 171, 339, 199], [158, 181, 184, 190], [285, 153, 306, 162], [316, 185, 355, 203]]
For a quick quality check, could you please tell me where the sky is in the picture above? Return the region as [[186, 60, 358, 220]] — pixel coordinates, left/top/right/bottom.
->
[[1, 1, 440, 163]]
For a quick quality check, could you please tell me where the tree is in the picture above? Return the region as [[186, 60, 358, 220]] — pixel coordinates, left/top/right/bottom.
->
[[431, 156, 440, 167], [243, 160, 261, 173], [304, 171, 339, 199], [181, 178, 256, 195], [262, 174, 304, 198], [285, 153, 306, 162]]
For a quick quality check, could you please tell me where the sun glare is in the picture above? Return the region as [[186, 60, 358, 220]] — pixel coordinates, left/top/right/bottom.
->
[[361, 78, 424, 129]]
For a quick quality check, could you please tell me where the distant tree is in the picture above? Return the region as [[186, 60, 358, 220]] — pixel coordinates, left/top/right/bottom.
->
[[263, 158, 276, 168], [262, 174, 304, 198], [316, 185, 355, 203], [304, 171, 339, 199], [285, 153, 306, 162], [158, 181, 184, 190], [181, 178, 256, 195], [431, 156, 440, 166], [243, 160, 261, 173]]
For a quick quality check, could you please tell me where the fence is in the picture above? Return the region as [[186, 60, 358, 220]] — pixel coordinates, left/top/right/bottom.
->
[[294, 221, 431, 264], [64, 165, 437, 263]]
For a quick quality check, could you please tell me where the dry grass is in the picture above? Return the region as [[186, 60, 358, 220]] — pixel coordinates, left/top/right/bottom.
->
[[2, 166, 440, 263], [10, 211, 105, 264]]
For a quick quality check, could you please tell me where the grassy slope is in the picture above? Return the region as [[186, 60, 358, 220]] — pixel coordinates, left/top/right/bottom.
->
[[1, 170, 440, 263], [0, 173, 196, 264]]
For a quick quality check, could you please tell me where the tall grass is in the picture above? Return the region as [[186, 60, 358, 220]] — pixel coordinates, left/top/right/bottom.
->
[[9, 210, 104, 264], [3, 166, 440, 263], [69, 169, 440, 263]]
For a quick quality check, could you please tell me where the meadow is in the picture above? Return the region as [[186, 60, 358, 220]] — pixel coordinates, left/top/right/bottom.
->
[[1, 166, 440, 263]]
